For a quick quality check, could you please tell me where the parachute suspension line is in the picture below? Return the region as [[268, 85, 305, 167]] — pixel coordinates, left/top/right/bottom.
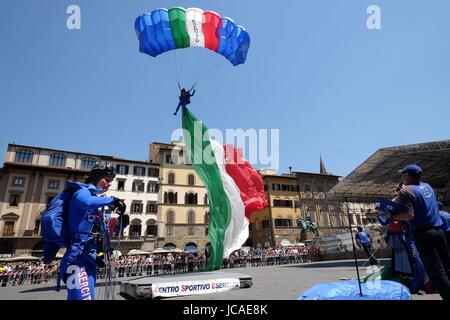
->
[[98, 207, 116, 300], [191, 48, 232, 89], [192, 62, 230, 89]]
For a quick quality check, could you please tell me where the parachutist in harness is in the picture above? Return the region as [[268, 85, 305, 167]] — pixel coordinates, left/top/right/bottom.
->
[[174, 87, 196, 116]]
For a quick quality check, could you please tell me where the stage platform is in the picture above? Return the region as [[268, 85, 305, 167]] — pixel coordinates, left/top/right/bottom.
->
[[119, 271, 253, 299]]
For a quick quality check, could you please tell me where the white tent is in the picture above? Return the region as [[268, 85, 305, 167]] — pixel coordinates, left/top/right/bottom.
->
[[127, 249, 151, 256], [0, 255, 41, 262], [151, 248, 183, 254]]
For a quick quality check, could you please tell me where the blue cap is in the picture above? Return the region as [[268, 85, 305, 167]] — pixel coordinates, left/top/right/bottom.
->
[[399, 164, 422, 175]]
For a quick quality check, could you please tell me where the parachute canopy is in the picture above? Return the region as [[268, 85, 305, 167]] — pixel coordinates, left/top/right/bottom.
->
[[135, 7, 250, 66]]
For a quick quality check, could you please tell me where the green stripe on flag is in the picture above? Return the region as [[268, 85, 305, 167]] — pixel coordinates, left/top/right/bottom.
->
[[169, 7, 190, 49], [182, 107, 232, 271]]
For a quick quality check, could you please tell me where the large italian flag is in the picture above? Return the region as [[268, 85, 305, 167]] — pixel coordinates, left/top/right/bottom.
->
[[182, 107, 268, 270]]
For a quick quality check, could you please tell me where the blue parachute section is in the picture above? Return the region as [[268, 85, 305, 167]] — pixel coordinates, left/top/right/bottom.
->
[[217, 17, 236, 56], [151, 9, 176, 53], [298, 280, 412, 300], [229, 27, 250, 66]]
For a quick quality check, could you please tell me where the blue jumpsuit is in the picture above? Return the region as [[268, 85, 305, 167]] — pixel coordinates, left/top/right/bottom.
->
[[59, 185, 115, 300]]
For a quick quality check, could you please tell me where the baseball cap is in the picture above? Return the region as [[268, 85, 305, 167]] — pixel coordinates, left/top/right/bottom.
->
[[399, 164, 422, 175]]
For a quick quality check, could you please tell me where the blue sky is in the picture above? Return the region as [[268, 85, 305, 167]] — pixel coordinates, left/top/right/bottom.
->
[[1, 0, 449, 177]]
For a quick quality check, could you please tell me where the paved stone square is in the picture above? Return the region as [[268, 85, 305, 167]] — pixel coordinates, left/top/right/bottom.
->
[[0, 259, 441, 300]]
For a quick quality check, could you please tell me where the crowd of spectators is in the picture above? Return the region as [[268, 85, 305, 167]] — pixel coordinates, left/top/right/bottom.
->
[[0, 245, 318, 287], [0, 262, 59, 287]]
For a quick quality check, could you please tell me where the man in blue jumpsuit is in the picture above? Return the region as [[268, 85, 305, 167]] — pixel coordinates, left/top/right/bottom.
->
[[385, 164, 450, 300], [173, 88, 196, 116], [59, 162, 126, 300], [438, 201, 450, 247], [355, 226, 378, 265]]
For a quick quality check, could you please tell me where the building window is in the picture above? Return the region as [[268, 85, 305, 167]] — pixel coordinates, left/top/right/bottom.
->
[[166, 226, 173, 235], [133, 166, 146, 176], [147, 183, 158, 193], [48, 180, 60, 189], [164, 192, 178, 204], [204, 194, 208, 205], [262, 220, 270, 229], [168, 173, 175, 185], [15, 149, 33, 163], [81, 157, 96, 169], [165, 154, 178, 164], [188, 174, 195, 186], [131, 202, 143, 214], [274, 219, 293, 228], [309, 213, 316, 223], [34, 219, 41, 235], [322, 212, 329, 226], [9, 194, 21, 207], [273, 199, 293, 208], [185, 193, 197, 205], [3, 221, 15, 237], [146, 222, 157, 237], [146, 201, 157, 214], [188, 227, 195, 235], [334, 213, 342, 227], [116, 164, 129, 175], [132, 180, 145, 192], [148, 168, 159, 177], [272, 184, 281, 191], [204, 212, 210, 225], [117, 180, 125, 191], [167, 211, 175, 224], [50, 153, 66, 167], [188, 211, 195, 224], [12, 177, 25, 187]]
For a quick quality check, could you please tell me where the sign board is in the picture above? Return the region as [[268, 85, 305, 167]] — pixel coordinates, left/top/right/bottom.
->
[[152, 278, 240, 298]]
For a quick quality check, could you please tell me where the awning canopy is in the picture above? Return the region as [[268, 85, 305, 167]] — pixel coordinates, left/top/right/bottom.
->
[[329, 140, 450, 202], [151, 248, 183, 254], [0, 255, 41, 262], [127, 249, 151, 256]]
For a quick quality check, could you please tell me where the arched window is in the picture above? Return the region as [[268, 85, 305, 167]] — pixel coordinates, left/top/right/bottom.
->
[[188, 211, 195, 224], [184, 243, 198, 255], [164, 243, 176, 250], [130, 219, 142, 238], [81, 157, 96, 169], [168, 172, 175, 185], [50, 153, 66, 167], [164, 191, 177, 204], [188, 174, 195, 186], [15, 149, 33, 163], [146, 219, 157, 237], [167, 211, 175, 224], [185, 192, 197, 205]]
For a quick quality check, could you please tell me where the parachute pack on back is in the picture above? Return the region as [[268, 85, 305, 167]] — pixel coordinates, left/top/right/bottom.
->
[[41, 181, 85, 264]]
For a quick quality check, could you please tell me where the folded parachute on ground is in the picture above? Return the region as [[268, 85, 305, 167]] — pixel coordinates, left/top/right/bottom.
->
[[298, 280, 412, 300], [135, 7, 250, 66]]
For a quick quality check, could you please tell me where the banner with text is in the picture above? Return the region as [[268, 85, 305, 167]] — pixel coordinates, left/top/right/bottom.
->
[[152, 278, 241, 298]]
